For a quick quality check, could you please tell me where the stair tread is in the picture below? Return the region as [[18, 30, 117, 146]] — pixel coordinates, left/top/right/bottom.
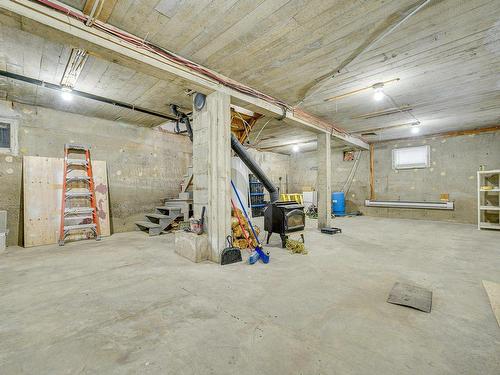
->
[[145, 213, 171, 219], [135, 221, 161, 229], [155, 206, 181, 211], [64, 223, 96, 230]]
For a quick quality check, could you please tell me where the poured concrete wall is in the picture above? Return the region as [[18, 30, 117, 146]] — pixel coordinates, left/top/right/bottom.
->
[[0, 101, 191, 246], [289, 131, 500, 224]]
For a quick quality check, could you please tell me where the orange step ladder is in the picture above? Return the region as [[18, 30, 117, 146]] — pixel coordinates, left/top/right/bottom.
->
[[58, 144, 101, 246]]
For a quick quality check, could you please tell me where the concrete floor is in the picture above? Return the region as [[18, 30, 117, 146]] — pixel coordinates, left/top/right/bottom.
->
[[1, 216, 499, 374]]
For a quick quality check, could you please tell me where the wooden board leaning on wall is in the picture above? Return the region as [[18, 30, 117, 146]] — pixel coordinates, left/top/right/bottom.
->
[[23, 156, 110, 247]]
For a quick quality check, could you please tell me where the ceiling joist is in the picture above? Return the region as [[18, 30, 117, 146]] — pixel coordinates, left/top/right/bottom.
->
[[1, 0, 368, 149], [83, 0, 117, 24]]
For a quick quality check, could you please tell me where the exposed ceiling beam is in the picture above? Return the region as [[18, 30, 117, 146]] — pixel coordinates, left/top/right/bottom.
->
[[372, 124, 500, 144], [83, 0, 117, 23], [255, 138, 317, 151], [1, 0, 368, 150]]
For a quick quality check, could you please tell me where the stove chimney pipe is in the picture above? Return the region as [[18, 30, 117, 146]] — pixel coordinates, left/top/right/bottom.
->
[[231, 134, 279, 203]]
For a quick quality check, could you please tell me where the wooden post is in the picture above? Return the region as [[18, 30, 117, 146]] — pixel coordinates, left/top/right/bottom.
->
[[369, 144, 375, 200]]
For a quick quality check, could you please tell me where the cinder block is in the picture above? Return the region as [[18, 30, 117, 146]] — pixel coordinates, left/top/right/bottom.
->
[[175, 231, 209, 263]]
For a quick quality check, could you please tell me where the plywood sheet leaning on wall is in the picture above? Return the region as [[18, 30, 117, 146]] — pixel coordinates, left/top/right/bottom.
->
[[23, 156, 110, 247]]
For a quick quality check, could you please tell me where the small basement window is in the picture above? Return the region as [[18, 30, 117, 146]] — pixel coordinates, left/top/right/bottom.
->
[[392, 145, 430, 170], [0, 119, 18, 155], [0, 122, 10, 149]]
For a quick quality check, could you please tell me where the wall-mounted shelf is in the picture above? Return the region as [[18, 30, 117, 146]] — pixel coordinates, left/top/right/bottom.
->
[[480, 206, 500, 211], [479, 222, 500, 230], [478, 170, 500, 230]]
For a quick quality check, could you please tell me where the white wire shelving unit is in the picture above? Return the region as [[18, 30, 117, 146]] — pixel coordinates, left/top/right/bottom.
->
[[477, 169, 500, 230]]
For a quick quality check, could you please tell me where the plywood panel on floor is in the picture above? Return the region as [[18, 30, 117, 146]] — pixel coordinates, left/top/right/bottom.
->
[[23, 156, 110, 247], [483, 280, 500, 328]]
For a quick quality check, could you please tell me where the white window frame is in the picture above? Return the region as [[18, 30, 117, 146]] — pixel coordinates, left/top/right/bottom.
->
[[392, 145, 430, 170], [0, 118, 19, 156]]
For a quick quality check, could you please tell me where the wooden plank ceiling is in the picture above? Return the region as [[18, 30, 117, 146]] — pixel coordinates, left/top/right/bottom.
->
[[1, 0, 499, 150]]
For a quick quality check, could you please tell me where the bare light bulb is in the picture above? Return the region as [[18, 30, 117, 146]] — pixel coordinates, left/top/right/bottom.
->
[[411, 126, 420, 134], [373, 88, 384, 101], [61, 86, 73, 101], [292, 144, 300, 153], [61, 91, 73, 101], [372, 82, 385, 101]]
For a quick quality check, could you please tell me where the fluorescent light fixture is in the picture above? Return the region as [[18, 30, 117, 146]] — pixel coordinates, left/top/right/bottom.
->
[[292, 144, 300, 153]]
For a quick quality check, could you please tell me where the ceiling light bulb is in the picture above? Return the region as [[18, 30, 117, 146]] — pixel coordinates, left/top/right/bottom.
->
[[61, 86, 73, 101], [61, 91, 73, 101], [411, 126, 420, 134], [292, 145, 300, 153], [372, 82, 385, 101], [373, 89, 384, 101]]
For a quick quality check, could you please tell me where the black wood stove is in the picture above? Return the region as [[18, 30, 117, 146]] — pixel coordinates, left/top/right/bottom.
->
[[230, 134, 305, 248], [264, 201, 305, 247]]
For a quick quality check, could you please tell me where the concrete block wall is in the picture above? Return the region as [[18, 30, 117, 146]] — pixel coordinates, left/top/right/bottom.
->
[[288, 131, 500, 224], [0, 101, 192, 246]]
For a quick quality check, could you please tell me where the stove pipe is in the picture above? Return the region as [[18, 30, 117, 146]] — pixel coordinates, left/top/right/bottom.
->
[[231, 134, 279, 203]]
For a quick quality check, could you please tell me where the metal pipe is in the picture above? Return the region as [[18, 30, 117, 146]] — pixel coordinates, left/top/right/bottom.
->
[[179, 101, 278, 202], [231, 134, 279, 202], [0, 70, 177, 121]]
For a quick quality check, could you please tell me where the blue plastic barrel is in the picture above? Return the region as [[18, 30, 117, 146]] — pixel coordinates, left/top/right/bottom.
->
[[332, 192, 345, 216]]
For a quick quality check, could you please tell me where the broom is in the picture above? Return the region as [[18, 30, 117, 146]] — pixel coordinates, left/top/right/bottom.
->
[[231, 181, 270, 264], [230, 199, 259, 264]]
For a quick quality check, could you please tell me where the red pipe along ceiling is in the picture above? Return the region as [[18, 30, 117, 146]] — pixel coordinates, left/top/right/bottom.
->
[[32, 0, 350, 137], [33, 0, 288, 106]]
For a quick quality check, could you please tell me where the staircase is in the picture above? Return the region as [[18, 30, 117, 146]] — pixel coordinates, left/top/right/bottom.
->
[[135, 166, 193, 236], [135, 208, 183, 236]]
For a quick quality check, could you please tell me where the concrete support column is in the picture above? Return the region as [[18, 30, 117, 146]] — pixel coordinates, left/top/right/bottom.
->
[[192, 91, 231, 262], [317, 133, 332, 229]]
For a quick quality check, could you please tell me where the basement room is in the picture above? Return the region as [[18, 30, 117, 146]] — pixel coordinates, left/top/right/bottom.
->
[[0, 0, 499, 374]]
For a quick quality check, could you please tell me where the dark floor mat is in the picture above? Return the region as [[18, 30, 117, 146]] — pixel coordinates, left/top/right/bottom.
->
[[387, 282, 432, 313]]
